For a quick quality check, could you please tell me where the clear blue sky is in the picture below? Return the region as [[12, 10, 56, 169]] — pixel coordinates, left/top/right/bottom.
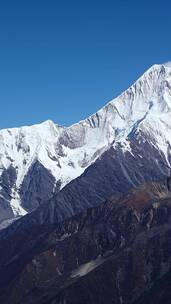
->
[[0, 0, 171, 129]]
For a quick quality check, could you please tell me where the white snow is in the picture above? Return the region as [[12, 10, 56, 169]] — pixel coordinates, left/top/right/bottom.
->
[[70, 256, 105, 278], [10, 189, 27, 216]]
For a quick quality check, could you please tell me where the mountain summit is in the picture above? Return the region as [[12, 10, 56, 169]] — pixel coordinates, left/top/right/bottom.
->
[[0, 63, 171, 227]]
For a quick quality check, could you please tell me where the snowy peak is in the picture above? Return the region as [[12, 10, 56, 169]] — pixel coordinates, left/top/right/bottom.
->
[[112, 64, 171, 119], [1, 63, 171, 226], [0, 119, 63, 174], [65, 64, 171, 154]]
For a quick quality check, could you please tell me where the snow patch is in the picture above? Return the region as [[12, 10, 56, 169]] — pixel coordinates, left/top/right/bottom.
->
[[70, 257, 105, 278], [10, 189, 27, 216]]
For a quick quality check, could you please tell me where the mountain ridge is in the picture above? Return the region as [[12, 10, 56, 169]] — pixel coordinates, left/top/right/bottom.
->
[[1, 63, 171, 303], [0, 63, 171, 227]]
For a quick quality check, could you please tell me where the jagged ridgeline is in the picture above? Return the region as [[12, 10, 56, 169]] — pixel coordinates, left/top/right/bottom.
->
[[0, 64, 171, 228]]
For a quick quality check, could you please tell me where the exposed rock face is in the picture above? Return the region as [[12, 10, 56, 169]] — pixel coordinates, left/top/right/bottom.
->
[[133, 271, 171, 304], [19, 160, 59, 211], [0, 165, 17, 222], [0, 180, 171, 303]]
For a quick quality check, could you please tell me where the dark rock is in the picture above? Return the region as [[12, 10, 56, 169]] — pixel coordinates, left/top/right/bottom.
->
[[19, 160, 60, 211]]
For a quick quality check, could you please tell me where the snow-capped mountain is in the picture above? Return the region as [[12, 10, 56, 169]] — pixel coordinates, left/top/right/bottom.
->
[[1, 63, 171, 227]]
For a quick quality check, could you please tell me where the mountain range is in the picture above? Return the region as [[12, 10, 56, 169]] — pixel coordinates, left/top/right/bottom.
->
[[0, 63, 171, 303], [1, 63, 171, 228]]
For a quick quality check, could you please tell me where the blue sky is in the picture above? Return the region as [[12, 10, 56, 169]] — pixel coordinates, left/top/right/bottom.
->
[[0, 0, 171, 129]]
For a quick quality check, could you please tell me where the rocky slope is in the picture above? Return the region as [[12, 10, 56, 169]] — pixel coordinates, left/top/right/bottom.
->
[[1, 63, 171, 226], [1, 178, 171, 303], [0, 126, 170, 268], [0, 63, 171, 303]]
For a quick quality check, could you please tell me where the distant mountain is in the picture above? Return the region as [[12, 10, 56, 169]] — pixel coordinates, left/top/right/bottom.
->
[[1, 63, 171, 227]]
